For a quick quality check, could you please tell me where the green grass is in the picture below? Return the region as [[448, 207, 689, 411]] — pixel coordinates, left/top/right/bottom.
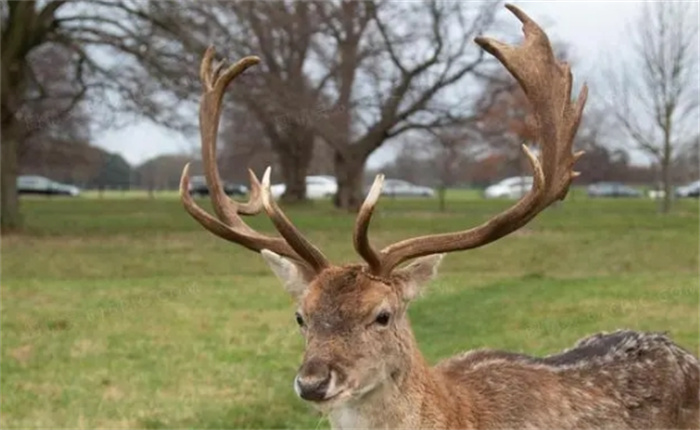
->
[[2, 194, 698, 429]]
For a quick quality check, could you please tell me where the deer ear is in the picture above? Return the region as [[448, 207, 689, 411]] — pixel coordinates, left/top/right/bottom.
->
[[260, 249, 313, 299], [395, 254, 444, 301]]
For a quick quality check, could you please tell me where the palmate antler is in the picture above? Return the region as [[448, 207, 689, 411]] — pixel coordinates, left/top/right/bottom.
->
[[354, 4, 588, 277], [179, 47, 329, 273]]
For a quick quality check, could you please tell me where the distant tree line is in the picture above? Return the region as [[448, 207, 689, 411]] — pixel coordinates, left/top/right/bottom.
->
[[19, 140, 131, 189], [372, 140, 699, 190], [17, 137, 339, 192], [22, 132, 697, 195]]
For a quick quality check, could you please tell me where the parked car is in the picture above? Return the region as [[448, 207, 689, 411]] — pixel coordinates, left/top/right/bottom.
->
[[647, 189, 665, 200], [270, 175, 338, 200], [675, 180, 700, 198], [187, 175, 248, 197], [17, 175, 81, 196], [587, 182, 642, 198], [379, 179, 435, 198], [483, 176, 533, 199]]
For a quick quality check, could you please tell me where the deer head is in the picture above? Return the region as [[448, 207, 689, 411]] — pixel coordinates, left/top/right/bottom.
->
[[180, 3, 587, 411]]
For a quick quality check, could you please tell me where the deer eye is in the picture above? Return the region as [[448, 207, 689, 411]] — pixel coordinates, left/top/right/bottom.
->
[[295, 312, 305, 327], [374, 311, 391, 326]]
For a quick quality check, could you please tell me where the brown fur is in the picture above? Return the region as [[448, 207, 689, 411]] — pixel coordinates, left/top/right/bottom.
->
[[288, 264, 700, 430]]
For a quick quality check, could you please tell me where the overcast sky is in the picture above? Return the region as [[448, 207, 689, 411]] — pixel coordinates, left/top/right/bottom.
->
[[93, 1, 698, 168]]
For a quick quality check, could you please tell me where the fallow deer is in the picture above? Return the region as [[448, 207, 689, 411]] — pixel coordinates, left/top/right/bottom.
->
[[179, 4, 699, 429]]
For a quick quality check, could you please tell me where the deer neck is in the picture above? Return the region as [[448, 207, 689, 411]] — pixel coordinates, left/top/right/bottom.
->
[[328, 336, 463, 430]]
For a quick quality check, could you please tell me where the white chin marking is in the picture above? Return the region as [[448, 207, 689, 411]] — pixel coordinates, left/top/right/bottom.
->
[[293, 375, 302, 398], [325, 370, 338, 399]]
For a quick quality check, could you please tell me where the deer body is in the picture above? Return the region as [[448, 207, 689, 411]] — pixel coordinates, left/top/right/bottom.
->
[[325, 328, 699, 429], [178, 4, 699, 429]]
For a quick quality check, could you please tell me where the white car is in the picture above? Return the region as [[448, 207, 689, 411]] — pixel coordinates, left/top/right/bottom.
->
[[17, 175, 81, 196], [676, 180, 700, 198], [484, 176, 533, 199], [380, 179, 435, 198], [270, 175, 338, 200]]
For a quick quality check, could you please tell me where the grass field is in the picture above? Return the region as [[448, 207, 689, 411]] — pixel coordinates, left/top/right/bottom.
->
[[1, 194, 698, 429]]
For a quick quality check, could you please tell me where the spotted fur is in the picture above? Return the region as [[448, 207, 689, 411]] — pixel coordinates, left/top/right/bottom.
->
[[435, 330, 700, 429]]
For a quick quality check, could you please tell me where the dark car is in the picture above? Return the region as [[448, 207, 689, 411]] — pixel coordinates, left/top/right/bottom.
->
[[587, 182, 642, 198], [187, 175, 248, 197], [17, 175, 81, 196]]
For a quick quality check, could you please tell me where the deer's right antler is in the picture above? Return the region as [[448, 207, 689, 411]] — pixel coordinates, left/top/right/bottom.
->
[[180, 47, 329, 273], [353, 3, 588, 277]]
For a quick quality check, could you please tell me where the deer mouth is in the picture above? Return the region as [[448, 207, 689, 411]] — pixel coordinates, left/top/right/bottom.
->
[[297, 370, 353, 409], [319, 378, 382, 409], [307, 388, 353, 411]]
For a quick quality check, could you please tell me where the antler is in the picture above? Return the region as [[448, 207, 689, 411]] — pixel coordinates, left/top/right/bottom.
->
[[354, 4, 588, 277], [180, 46, 329, 273]]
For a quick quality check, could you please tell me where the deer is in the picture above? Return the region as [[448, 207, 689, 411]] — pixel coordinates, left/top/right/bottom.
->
[[178, 4, 699, 429]]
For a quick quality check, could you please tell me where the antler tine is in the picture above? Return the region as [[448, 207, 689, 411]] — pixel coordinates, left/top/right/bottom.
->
[[364, 4, 587, 276], [181, 46, 328, 272], [198, 50, 261, 226], [353, 174, 384, 274], [237, 168, 264, 215], [180, 163, 292, 253], [260, 168, 330, 272]]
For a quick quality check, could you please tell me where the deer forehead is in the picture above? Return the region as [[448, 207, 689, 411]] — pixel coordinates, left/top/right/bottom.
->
[[302, 267, 398, 317]]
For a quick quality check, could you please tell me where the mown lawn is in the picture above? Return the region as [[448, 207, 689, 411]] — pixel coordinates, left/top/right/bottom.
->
[[1, 194, 698, 429]]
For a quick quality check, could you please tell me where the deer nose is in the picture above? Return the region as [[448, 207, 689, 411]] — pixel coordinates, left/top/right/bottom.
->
[[294, 359, 332, 402]]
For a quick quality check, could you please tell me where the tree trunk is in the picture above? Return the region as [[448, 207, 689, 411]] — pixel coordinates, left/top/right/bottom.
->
[[333, 152, 365, 211], [438, 186, 447, 212], [1, 136, 22, 232], [660, 115, 673, 214], [660, 152, 672, 214], [276, 130, 313, 204], [278, 148, 310, 204]]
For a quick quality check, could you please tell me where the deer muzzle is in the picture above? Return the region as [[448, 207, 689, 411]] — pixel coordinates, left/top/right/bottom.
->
[[294, 358, 345, 402]]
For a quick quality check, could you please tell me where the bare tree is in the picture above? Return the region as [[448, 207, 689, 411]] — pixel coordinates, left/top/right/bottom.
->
[[314, 0, 503, 210], [0, 0, 203, 231], [1, 1, 76, 231], [221, 1, 330, 203], [426, 126, 484, 212], [605, 1, 699, 213]]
